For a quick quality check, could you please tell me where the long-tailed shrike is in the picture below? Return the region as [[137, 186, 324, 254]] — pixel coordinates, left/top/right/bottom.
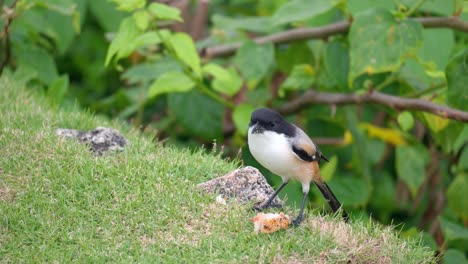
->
[[248, 108, 348, 226]]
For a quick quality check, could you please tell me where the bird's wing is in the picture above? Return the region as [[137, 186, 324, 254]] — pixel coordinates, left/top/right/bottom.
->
[[291, 126, 329, 163]]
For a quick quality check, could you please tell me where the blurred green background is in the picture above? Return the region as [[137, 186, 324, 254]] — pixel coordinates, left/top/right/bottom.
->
[[1, 0, 467, 262]]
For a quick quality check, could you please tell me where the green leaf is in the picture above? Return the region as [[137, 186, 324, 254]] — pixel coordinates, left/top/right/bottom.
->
[[212, 15, 274, 33], [430, 122, 464, 154], [105, 17, 141, 66], [346, 110, 372, 182], [11, 2, 78, 55], [423, 94, 450, 133], [365, 139, 386, 164], [346, 0, 394, 16], [202, 64, 242, 96], [420, 0, 455, 16], [446, 49, 468, 111], [321, 156, 338, 181], [234, 41, 275, 89], [369, 172, 397, 218], [279, 64, 315, 97], [419, 29, 454, 71], [272, 0, 342, 25], [328, 176, 371, 207], [148, 2, 183, 22], [12, 65, 38, 85], [397, 111, 414, 131], [349, 8, 423, 86], [395, 145, 429, 198], [459, 148, 468, 170], [400, 29, 454, 92], [122, 58, 181, 85], [443, 249, 468, 264], [148, 72, 195, 98], [232, 104, 255, 136], [169, 33, 201, 77], [439, 217, 468, 244], [13, 45, 58, 86], [88, 0, 127, 32], [168, 90, 224, 140], [110, 0, 145, 12], [133, 10, 150, 31], [322, 40, 350, 91], [132, 31, 165, 49], [453, 125, 468, 153], [47, 75, 69, 106], [276, 42, 314, 74], [447, 173, 468, 221]]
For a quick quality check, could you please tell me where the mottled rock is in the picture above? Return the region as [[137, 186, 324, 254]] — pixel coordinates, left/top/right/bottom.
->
[[197, 166, 282, 207], [55, 127, 129, 155]]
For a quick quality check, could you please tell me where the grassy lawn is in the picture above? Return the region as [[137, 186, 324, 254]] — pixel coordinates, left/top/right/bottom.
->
[[0, 76, 436, 263]]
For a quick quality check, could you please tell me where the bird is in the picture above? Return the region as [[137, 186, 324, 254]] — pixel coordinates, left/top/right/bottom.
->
[[247, 108, 348, 226]]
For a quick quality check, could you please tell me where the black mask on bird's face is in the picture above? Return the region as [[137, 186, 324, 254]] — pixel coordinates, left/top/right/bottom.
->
[[249, 108, 295, 137]]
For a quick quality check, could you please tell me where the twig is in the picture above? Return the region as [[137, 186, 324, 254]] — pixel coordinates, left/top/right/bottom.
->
[[0, 0, 18, 74], [190, 0, 209, 40], [200, 16, 468, 58], [277, 90, 468, 122], [170, 0, 190, 32], [404, 0, 426, 17], [200, 21, 349, 58]]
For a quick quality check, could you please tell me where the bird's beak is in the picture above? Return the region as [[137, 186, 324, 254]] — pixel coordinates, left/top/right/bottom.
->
[[250, 122, 265, 134]]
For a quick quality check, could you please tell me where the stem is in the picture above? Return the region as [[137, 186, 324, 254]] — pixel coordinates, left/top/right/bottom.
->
[[408, 82, 447, 98], [0, 0, 18, 75], [277, 89, 468, 122], [374, 74, 397, 91], [186, 68, 234, 108], [405, 0, 426, 17]]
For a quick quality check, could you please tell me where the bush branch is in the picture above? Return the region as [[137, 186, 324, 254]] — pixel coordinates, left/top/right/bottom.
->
[[276, 90, 468, 122], [0, 0, 18, 74], [200, 16, 468, 58]]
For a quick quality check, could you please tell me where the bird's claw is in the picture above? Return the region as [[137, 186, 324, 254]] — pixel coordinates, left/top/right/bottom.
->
[[251, 202, 283, 212], [291, 216, 303, 227]]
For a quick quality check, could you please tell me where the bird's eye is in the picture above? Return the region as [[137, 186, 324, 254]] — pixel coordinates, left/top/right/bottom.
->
[[269, 122, 275, 128]]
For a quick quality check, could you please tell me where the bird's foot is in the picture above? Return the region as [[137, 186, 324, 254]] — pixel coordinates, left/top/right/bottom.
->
[[251, 202, 282, 212], [291, 215, 303, 227], [267, 203, 283, 209], [251, 206, 264, 212]]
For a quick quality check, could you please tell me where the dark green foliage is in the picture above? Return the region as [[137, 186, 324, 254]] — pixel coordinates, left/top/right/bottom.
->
[[1, 0, 467, 260]]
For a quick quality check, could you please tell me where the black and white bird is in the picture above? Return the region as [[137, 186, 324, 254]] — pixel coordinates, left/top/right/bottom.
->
[[248, 108, 348, 226]]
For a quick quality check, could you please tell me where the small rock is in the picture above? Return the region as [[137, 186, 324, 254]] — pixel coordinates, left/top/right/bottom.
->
[[55, 127, 129, 155], [197, 166, 282, 207]]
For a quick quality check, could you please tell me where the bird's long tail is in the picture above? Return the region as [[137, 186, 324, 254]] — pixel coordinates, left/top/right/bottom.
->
[[314, 181, 349, 222]]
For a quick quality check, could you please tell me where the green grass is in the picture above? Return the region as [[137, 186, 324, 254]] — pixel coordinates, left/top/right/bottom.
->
[[0, 76, 436, 263]]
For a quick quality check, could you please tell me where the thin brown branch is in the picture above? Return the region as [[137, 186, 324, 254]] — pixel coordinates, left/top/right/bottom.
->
[[169, 0, 190, 32], [416, 16, 468, 31], [190, 0, 209, 40], [200, 16, 468, 58], [200, 21, 349, 58], [0, 0, 18, 74], [277, 90, 468, 123]]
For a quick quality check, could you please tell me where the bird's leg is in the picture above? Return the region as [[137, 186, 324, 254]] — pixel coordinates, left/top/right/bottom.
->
[[292, 191, 309, 227], [253, 181, 288, 211]]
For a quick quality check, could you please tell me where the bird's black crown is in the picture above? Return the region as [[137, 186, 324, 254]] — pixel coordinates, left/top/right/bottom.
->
[[249, 108, 295, 137]]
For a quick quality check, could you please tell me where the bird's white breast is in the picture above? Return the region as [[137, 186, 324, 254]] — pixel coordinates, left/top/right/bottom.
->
[[248, 127, 298, 180]]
